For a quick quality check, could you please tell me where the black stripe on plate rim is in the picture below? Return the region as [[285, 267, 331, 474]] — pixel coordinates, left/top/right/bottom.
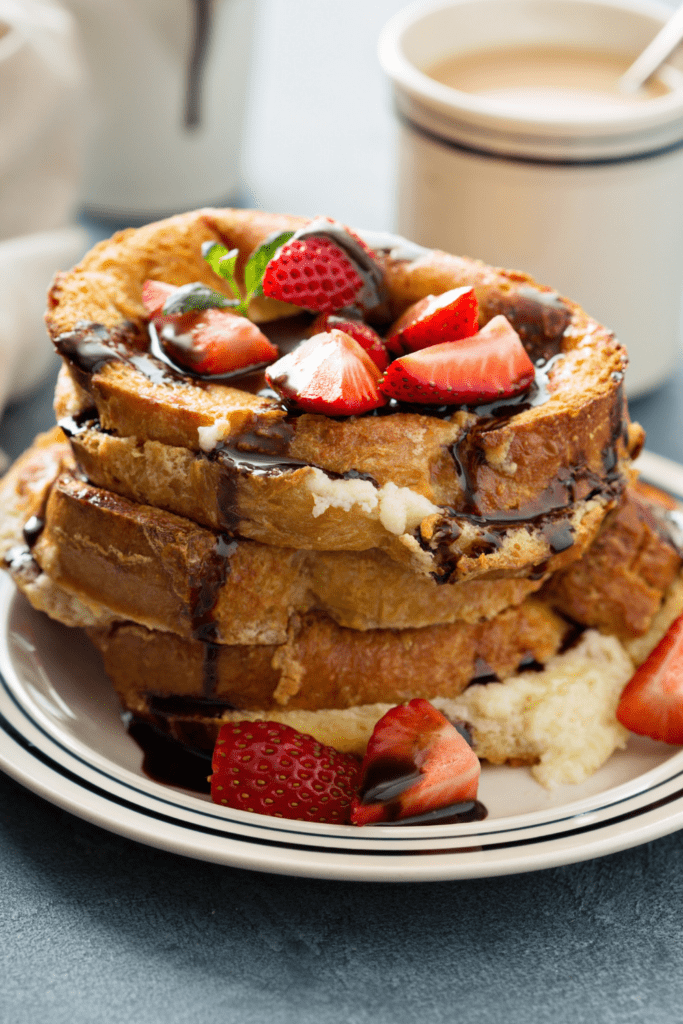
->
[[3, 667, 683, 859], [397, 108, 683, 168], [2, 653, 681, 843], [6, 591, 683, 845]]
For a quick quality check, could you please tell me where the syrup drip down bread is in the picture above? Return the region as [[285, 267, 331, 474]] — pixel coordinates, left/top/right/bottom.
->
[[2, 208, 683, 824]]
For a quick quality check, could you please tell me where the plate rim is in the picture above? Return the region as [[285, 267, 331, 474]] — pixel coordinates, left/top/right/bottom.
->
[[1, 448, 683, 880]]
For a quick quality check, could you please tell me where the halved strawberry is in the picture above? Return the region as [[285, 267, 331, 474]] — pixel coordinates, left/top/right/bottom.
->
[[311, 313, 389, 370], [617, 615, 683, 744], [379, 315, 535, 405], [265, 329, 388, 415], [261, 230, 364, 313], [210, 720, 361, 824], [142, 279, 177, 319], [386, 286, 479, 354], [159, 307, 277, 375], [350, 699, 481, 826]]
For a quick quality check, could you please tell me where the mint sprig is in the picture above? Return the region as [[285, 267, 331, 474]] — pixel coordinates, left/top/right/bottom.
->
[[201, 230, 294, 316]]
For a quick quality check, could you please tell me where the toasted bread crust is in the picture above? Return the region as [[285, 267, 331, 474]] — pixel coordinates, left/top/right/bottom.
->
[[545, 489, 683, 638], [1, 438, 548, 637], [88, 600, 568, 714], [0, 209, 652, 788], [46, 208, 641, 581]]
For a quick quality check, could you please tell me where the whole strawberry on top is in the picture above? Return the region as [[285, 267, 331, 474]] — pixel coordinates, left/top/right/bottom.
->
[[210, 720, 361, 824], [261, 217, 389, 318]]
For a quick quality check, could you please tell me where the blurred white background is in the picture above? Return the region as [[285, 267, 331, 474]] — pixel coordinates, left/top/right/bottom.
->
[[243, 0, 411, 230]]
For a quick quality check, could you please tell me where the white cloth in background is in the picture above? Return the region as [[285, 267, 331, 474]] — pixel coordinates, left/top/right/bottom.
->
[[0, 0, 86, 240], [0, 1, 88, 439], [0, 227, 88, 417]]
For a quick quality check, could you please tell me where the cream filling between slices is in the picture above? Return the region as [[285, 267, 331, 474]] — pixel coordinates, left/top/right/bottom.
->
[[197, 420, 233, 452], [305, 468, 441, 535]]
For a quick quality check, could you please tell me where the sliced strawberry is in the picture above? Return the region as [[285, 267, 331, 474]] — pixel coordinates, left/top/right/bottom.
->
[[386, 286, 479, 354], [311, 313, 389, 370], [159, 307, 277, 375], [350, 699, 480, 826], [617, 614, 683, 744], [379, 315, 535, 405], [142, 280, 177, 319], [210, 721, 361, 824], [265, 329, 388, 415]]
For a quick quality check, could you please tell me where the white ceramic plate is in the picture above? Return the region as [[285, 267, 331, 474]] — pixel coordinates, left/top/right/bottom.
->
[[1, 449, 682, 882]]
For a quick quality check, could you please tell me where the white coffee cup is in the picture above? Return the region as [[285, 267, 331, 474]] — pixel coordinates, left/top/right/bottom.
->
[[379, 0, 683, 396], [64, 0, 257, 221], [0, 1, 85, 240]]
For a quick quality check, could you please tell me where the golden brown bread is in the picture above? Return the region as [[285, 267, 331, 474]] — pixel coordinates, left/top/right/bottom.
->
[[29, 460, 552, 639], [56, 368, 614, 582], [0, 207, 662, 789], [0, 429, 74, 563], [545, 489, 683, 639], [88, 600, 568, 716], [46, 208, 644, 581]]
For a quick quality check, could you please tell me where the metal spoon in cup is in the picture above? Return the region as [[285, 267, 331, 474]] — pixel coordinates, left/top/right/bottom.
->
[[619, 0, 683, 92]]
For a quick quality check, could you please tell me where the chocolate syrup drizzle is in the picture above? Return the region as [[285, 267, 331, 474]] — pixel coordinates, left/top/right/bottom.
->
[[22, 515, 45, 548], [55, 299, 629, 589], [3, 493, 49, 582], [188, 534, 237, 696], [357, 752, 487, 824], [52, 257, 627, 815], [127, 717, 212, 794], [483, 286, 571, 363]]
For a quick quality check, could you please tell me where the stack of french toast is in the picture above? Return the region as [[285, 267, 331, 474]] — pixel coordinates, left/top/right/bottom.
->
[[1, 207, 682, 789]]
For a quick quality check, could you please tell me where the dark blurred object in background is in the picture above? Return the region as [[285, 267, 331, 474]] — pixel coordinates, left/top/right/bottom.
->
[[63, 0, 257, 221]]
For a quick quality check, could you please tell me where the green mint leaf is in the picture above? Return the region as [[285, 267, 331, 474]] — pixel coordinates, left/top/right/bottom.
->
[[161, 282, 237, 316], [202, 230, 295, 317], [202, 241, 242, 304], [244, 230, 295, 299]]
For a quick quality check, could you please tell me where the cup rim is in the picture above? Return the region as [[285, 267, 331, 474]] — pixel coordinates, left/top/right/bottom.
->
[[378, 0, 683, 136]]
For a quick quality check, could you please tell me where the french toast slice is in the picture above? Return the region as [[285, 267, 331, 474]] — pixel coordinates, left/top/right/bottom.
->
[[0, 436, 548, 637], [46, 208, 644, 581], [87, 623, 636, 786], [1, 433, 678, 787], [56, 367, 626, 583], [88, 599, 569, 715], [544, 488, 683, 640]]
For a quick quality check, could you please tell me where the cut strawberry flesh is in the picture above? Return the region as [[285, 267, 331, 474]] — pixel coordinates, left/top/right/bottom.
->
[[350, 699, 481, 825], [159, 307, 277, 375], [380, 315, 535, 405], [387, 286, 479, 354], [142, 279, 177, 319], [266, 329, 387, 415], [617, 614, 683, 745], [311, 313, 390, 370]]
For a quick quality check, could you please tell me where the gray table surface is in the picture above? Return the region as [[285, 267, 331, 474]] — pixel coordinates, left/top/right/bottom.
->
[[3, 2, 683, 1022]]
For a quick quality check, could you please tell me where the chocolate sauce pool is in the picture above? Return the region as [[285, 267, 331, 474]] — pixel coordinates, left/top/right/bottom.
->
[[127, 717, 212, 794]]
